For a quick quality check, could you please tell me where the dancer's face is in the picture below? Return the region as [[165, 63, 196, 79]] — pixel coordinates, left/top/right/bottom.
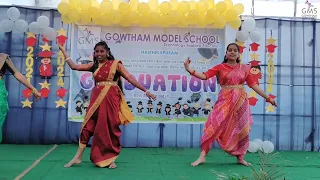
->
[[225, 44, 239, 62], [94, 45, 108, 62]]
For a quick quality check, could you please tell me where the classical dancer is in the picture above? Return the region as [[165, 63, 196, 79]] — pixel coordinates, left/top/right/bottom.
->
[[0, 53, 41, 143], [59, 41, 156, 168], [183, 43, 277, 167]]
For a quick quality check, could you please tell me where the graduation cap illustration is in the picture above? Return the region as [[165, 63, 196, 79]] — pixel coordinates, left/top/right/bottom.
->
[[157, 102, 162, 106]]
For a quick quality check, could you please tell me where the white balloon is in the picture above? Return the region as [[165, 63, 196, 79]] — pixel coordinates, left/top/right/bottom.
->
[[0, 20, 14, 33], [248, 141, 259, 153], [253, 139, 263, 150], [29, 22, 41, 34], [7, 7, 20, 21], [13, 19, 29, 33], [37, 16, 50, 28], [249, 30, 261, 42], [242, 17, 256, 32], [262, 141, 274, 154], [236, 30, 249, 42], [42, 27, 57, 41]]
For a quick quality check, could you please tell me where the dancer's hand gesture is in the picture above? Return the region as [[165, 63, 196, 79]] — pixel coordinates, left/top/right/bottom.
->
[[58, 44, 66, 52], [34, 91, 41, 101], [184, 57, 191, 73], [269, 98, 277, 107], [146, 91, 157, 101]]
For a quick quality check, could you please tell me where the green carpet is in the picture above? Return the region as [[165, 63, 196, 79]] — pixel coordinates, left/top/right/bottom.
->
[[0, 144, 319, 180]]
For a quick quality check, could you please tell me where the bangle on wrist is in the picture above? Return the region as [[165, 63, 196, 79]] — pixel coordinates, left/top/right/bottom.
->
[[31, 88, 37, 94], [265, 97, 271, 103], [66, 57, 71, 61], [189, 69, 196, 76]]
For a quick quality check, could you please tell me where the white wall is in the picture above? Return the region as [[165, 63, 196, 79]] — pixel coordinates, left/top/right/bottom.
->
[[1, 0, 35, 6]]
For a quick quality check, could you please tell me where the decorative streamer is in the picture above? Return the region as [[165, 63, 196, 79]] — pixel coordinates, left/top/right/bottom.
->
[[55, 28, 68, 108], [265, 33, 278, 113], [21, 32, 37, 108]]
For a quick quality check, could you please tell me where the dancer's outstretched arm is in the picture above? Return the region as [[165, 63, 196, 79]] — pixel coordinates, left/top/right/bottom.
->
[[251, 84, 277, 106], [58, 45, 93, 71]]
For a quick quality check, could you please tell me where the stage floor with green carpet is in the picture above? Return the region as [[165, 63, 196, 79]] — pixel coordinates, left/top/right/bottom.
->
[[0, 144, 319, 180]]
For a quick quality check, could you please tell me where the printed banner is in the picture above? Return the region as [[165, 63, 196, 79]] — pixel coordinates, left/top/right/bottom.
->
[[68, 25, 225, 123]]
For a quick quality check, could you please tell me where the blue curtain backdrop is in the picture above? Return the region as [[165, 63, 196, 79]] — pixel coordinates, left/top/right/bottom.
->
[[0, 6, 320, 152]]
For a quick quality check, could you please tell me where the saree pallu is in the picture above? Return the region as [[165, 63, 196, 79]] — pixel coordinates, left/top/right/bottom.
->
[[0, 79, 9, 143], [79, 60, 134, 167], [201, 64, 253, 158]]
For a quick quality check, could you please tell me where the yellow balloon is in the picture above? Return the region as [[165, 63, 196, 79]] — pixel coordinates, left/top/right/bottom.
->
[[129, 0, 139, 11], [215, 1, 227, 14], [196, 1, 208, 14], [206, 8, 217, 19], [207, 0, 215, 9], [61, 15, 72, 24], [189, 1, 197, 10], [169, 0, 179, 10], [57, 2, 70, 15], [187, 10, 199, 25], [228, 17, 241, 29], [88, 7, 101, 18], [177, 1, 190, 15], [100, 0, 113, 12], [149, 12, 159, 25], [79, 13, 91, 24], [148, 0, 159, 12], [69, 0, 80, 9], [137, 3, 150, 15], [159, 2, 172, 14], [197, 13, 207, 28], [214, 14, 226, 28], [168, 10, 180, 25], [112, 0, 121, 10], [119, 2, 131, 14], [178, 15, 189, 27], [224, 0, 233, 10], [233, 3, 244, 15], [91, 0, 100, 8], [225, 8, 238, 22], [68, 9, 80, 22], [79, 0, 91, 11]]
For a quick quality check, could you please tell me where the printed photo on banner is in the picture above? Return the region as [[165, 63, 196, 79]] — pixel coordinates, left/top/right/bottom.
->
[[69, 26, 225, 123]]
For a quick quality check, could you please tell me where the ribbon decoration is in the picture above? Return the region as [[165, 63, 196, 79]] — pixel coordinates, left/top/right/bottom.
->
[[247, 42, 262, 106], [265, 35, 278, 113], [55, 28, 68, 108], [21, 32, 37, 108]]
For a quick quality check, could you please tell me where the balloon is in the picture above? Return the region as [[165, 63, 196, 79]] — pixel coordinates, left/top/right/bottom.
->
[[137, 3, 150, 15], [253, 139, 263, 150], [7, 7, 20, 21], [242, 17, 256, 32], [68, 9, 81, 22], [28, 22, 40, 34], [215, 1, 227, 14], [129, 0, 139, 11], [189, 1, 197, 10], [214, 14, 226, 28], [187, 10, 199, 25], [61, 15, 72, 24], [262, 141, 274, 154], [148, 0, 159, 12], [79, 0, 91, 11], [196, 1, 208, 14], [224, 0, 233, 10], [13, 19, 28, 33], [159, 2, 171, 14], [248, 141, 259, 153], [168, 10, 180, 25], [37, 16, 50, 28], [79, 14, 91, 24], [119, 2, 131, 14], [228, 17, 241, 30], [249, 29, 261, 42], [169, 0, 179, 10], [233, 3, 244, 15], [100, 0, 113, 12], [57, 2, 70, 15], [69, 0, 80, 9], [225, 8, 238, 22], [89, 7, 101, 18], [0, 20, 14, 32], [42, 27, 56, 41], [112, 0, 121, 10], [177, 1, 190, 15], [236, 30, 249, 42]]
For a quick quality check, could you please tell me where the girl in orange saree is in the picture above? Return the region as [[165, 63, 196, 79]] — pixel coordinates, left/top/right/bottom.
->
[[59, 41, 156, 168], [184, 43, 277, 167]]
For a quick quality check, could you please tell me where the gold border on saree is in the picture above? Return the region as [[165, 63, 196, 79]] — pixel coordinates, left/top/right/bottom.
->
[[221, 84, 244, 89]]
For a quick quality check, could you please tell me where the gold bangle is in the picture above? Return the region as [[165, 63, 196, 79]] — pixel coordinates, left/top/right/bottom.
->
[[32, 88, 37, 94]]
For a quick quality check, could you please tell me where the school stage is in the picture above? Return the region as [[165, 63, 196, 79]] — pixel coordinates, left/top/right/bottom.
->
[[1, 144, 319, 180]]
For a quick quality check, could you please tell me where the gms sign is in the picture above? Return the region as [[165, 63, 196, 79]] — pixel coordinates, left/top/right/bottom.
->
[[302, 0, 318, 19]]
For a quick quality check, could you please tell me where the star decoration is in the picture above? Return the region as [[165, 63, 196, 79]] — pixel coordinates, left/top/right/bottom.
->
[[55, 98, 67, 108], [22, 88, 33, 98], [248, 90, 257, 98], [57, 28, 67, 36], [236, 41, 245, 47], [248, 97, 258, 106], [266, 44, 278, 53], [56, 88, 68, 98], [266, 37, 277, 45], [265, 104, 275, 112], [21, 98, 33, 108], [250, 53, 259, 60], [40, 43, 52, 51], [39, 80, 51, 89], [26, 32, 36, 38], [250, 42, 260, 51], [39, 88, 50, 98]]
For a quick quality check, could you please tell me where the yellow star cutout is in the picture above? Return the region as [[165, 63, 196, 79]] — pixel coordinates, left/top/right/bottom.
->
[[39, 80, 51, 89], [265, 104, 275, 113], [40, 43, 52, 51], [57, 28, 67, 36], [250, 53, 259, 60], [26, 32, 36, 38], [236, 41, 245, 47], [21, 99, 33, 108], [248, 90, 257, 98], [55, 98, 67, 108], [266, 37, 277, 45]]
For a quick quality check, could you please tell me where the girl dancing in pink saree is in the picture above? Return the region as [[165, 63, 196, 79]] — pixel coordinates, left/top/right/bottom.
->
[[184, 43, 277, 167]]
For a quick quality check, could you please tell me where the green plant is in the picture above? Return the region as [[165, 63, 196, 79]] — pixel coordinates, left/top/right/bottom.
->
[[213, 151, 287, 180]]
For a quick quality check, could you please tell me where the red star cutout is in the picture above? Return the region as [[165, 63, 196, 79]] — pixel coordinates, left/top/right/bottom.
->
[[248, 97, 258, 106], [239, 46, 246, 54], [57, 35, 67, 45], [268, 94, 277, 99], [26, 37, 37, 47], [249, 60, 261, 67], [38, 51, 55, 58], [41, 35, 49, 43], [39, 88, 50, 98], [266, 44, 277, 53], [22, 88, 33, 98], [56, 88, 68, 98], [250, 42, 260, 51]]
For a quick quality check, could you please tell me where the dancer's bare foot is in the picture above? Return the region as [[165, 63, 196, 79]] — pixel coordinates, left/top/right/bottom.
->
[[237, 159, 251, 167], [109, 162, 117, 169], [64, 158, 82, 168], [191, 156, 206, 166]]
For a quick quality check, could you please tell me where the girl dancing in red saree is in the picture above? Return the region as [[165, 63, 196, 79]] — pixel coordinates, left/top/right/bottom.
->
[[184, 43, 277, 167], [59, 41, 156, 168]]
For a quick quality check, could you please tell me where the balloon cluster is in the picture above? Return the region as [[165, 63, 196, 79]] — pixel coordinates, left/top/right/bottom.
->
[[235, 17, 261, 42], [57, 0, 245, 29], [0, 7, 57, 41], [248, 139, 275, 154]]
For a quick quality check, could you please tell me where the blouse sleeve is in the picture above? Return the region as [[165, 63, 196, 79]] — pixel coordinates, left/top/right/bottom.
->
[[245, 66, 257, 88], [203, 64, 221, 79]]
